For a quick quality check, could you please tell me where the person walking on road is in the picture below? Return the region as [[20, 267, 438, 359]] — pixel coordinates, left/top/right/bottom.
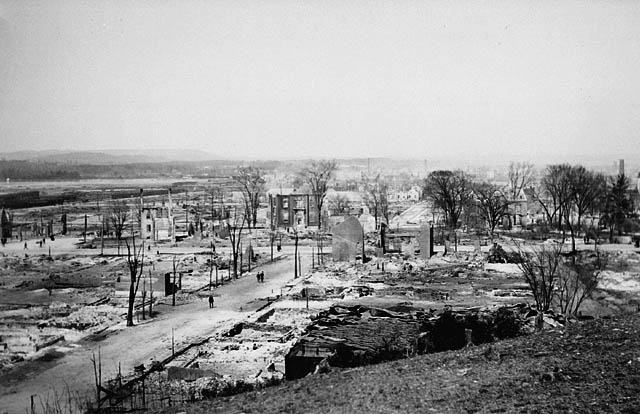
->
[[208, 295, 214, 308]]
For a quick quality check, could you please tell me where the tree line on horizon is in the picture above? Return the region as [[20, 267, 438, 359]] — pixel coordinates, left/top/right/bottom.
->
[[422, 162, 638, 252]]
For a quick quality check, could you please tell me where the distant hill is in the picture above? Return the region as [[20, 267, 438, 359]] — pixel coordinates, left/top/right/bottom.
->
[[0, 149, 221, 164]]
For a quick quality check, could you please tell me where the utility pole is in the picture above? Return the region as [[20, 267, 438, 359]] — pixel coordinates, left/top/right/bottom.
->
[[100, 214, 105, 255], [185, 190, 189, 236], [172, 255, 178, 306], [142, 279, 146, 320], [248, 238, 252, 272], [148, 269, 153, 317], [209, 242, 214, 290], [294, 232, 298, 278]]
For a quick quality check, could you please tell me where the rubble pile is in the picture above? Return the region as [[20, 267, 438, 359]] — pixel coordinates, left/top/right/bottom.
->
[[285, 303, 546, 379], [44, 304, 121, 330], [158, 366, 282, 401], [487, 243, 521, 264], [155, 309, 312, 391]]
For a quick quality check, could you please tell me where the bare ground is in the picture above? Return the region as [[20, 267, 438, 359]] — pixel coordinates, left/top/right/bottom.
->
[[163, 314, 640, 414], [0, 243, 310, 414]]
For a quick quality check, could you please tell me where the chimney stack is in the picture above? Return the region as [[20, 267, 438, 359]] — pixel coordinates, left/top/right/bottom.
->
[[619, 159, 625, 176]]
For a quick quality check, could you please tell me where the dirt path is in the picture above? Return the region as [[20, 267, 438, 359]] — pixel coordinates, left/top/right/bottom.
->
[[0, 245, 311, 414]]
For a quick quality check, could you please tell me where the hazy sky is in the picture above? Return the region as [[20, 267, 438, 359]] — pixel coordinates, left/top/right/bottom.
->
[[1, 0, 639, 160]]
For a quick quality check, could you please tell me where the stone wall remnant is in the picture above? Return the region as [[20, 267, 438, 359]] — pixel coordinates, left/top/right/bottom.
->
[[331, 216, 364, 262]]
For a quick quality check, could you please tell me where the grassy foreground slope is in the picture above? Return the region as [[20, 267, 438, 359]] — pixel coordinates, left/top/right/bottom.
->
[[164, 315, 640, 414]]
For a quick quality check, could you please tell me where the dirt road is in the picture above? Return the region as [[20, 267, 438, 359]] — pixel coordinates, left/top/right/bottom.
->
[[0, 244, 311, 414]]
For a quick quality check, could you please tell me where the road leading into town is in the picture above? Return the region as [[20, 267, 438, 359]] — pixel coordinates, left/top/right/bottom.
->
[[0, 244, 313, 414]]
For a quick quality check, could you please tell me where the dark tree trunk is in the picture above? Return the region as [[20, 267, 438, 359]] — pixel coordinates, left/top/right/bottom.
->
[[294, 233, 299, 278], [126, 281, 136, 326]]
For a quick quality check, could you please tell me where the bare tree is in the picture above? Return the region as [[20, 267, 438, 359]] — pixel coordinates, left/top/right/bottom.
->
[[534, 164, 573, 231], [585, 173, 609, 247], [124, 234, 145, 327], [602, 174, 634, 239], [517, 240, 606, 316], [147, 269, 154, 318], [234, 166, 265, 230], [299, 160, 338, 230], [559, 166, 580, 252], [545, 165, 607, 253], [424, 170, 473, 230], [293, 227, 299, 278], [109, 200, 130, 255], [507, 162, 534, 227], [363, 174, 390, 230], [507, 162, 534, 199], [570, 167, 604, 232], [225, 206, 246, 278], [473, 182, 510, 238], [531, 165, 606, 251], [558, 253, 607, 316], [326, 192, 350, 216], [559, 166, 605, 253], [515, 241, 563, 312]]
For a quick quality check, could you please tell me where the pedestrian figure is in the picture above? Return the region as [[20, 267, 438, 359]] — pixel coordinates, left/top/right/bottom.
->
[[256, 272, 260, 283], [24, 242, 27, 249], [260, 271, 265, 283], [208, 295, 214, 308]]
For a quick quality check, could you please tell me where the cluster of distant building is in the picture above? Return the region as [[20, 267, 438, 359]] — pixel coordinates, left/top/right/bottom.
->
[[2, 159, 639, 249]]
